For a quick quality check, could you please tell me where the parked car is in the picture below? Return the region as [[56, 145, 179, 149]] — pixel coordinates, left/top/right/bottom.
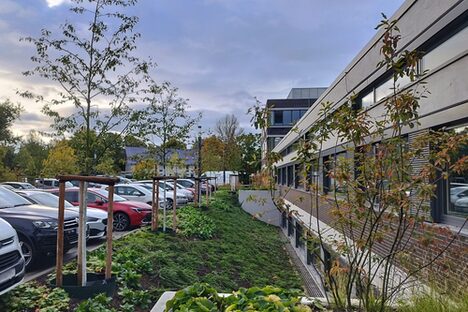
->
[[128, 183, 188, 207], [16, 190, 107, 240], [0, 186, 79, 269], [1, 182, 36, 190], [0, 217, 25, 295], [450, 186, 468, 204], [133, 180, 193, 205], [177, 179, 214, 193], [49, 188, 152, 231], [35, 178, 74, 189], [454, 196, 468, 213], [112, 184, 166, 207]]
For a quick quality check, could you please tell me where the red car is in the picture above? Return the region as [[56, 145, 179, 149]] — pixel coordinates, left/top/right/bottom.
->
[[49, 187, 152, 231]]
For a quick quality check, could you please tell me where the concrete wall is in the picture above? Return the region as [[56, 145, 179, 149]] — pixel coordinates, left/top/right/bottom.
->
[[238, 190, 281, 226]]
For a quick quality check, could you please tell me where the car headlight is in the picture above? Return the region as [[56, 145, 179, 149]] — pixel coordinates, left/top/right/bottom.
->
[[33, 220, 58, 229]]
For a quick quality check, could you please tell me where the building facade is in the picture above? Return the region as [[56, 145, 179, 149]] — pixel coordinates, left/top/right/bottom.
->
[[272, 0, 468, 293], [262, 88, 326, 162]]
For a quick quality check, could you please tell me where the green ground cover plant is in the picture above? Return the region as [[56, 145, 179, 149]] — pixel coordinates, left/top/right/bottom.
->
[[166, 283, 319, 311], [0, 190, 303, 311]]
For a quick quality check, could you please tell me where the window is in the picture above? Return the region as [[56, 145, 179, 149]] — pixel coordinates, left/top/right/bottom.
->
[[323, 152, 348, 195], [295, 223, 304, 248], [281, 167, 287, 186], [422, 26, 468, 72], [272, 110, 283, 125], [283, 110, 292, 125], [287, 165, 294, 186], [281, 211, 287, 228], [361, 90, 374, 108], [87, 192, 105, 203], [445, 124, 468, 218], [292, 110, 302, 123], [64, 191, 79, 203], [288, 216, 294, 236], [294, 164, 301, 189]]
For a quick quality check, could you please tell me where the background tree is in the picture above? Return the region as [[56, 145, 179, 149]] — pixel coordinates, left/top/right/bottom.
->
[[215, 114, 243, 183], [15, 131, 49, 181], [0, 99, 22, 145], [132, 158, 156, 180], [201, 136, 224, 172], [22, 0, 152, 175], [141, 83, 200, 176], [167, 153, 186, 176], [42, 140, 78, 176], [237, 133, 261, 176]]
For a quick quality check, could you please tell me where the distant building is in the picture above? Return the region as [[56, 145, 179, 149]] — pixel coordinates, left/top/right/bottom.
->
[[262, 87, 326, 164], [124, 147, 197, 177]]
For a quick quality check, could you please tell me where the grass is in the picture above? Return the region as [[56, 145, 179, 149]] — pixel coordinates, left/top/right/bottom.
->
[[0, 190, 303, 311], [397, 292, 468, 312]]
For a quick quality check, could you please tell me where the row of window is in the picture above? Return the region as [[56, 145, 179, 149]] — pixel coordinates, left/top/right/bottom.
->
[[270, 110, 308, 126], [360, 23, 468, 109], [277, 123, 468, 222]]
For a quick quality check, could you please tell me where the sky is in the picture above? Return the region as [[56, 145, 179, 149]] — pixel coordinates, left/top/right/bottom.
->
[[0, 0, 405, 141]]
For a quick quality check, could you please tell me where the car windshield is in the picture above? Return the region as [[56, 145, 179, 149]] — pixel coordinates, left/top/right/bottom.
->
[[0, 187, 33, 208], [93, 189, 127, 202], [21, 183, 36, 189], [30, 192, 74, 208]]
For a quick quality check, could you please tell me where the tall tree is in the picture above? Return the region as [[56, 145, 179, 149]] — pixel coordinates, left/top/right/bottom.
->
[[237, 133, 261, 175], [201, 135, 224, 172], [0, 99, 22, 145], [215, 114, 243, 183], [21, 0, 152, 174], [141, 83, 201, 176], [15, 131, 49, 180]]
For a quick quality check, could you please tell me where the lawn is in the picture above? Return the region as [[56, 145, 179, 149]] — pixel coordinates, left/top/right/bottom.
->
[[0, 190, 303, 311]]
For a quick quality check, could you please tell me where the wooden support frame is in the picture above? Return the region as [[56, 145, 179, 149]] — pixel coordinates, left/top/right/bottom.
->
[[55, 175, 118, 288], [151, 176, 178, 232]]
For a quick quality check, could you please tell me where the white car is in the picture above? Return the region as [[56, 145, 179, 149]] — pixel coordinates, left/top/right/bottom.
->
[[454, 197, 468, 213], [1, 182, 36, 190], [35, 178, 74, 189], [0, 217, 25, 295], [450, 186, 468, 204], [132, 181, 189, 206], [16, 190, 107, 240], [113, 184, 167, 208], [161, 181, 194, 202]]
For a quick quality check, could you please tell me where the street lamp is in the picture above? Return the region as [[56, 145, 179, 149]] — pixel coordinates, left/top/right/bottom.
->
[[197, 126, 202, 207]]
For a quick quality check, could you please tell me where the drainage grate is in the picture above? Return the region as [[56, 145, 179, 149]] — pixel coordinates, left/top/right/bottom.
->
[[280, 230, 325, 297]]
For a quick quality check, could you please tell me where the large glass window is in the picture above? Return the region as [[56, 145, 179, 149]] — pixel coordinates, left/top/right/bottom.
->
[[292, 110, 302, 123], [287, 165, 294, 186], [446, 124, 468, 218], [272, 111, 283, 125], [361, 91, 374, 108], [422, 26, 468, 72], [283, 110, 292, 125]]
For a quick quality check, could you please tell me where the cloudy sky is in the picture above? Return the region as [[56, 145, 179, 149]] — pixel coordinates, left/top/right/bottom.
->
[[0, 0, 404, 139]]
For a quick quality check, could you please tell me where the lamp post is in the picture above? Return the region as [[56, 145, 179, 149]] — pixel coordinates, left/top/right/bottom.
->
[[197, 126, 202, 208]]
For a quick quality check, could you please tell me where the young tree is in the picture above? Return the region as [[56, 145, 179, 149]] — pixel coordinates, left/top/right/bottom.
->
[[237, 133, 261, 175], [21, 0, 152, 175], [42, 140, 79, 176], [141, 83, 200, 176], [132, 158, 156, 180]]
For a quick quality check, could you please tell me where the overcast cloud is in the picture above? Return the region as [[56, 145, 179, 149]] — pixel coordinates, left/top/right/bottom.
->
[[0, 0, 404, 139]]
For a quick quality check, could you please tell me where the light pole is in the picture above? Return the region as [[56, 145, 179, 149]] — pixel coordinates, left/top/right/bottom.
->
[[197, 126, 202, 208]]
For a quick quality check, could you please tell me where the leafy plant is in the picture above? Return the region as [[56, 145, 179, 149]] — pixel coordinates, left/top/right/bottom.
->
[[177, 206, 216, 239], [75, 293, 115, 312]]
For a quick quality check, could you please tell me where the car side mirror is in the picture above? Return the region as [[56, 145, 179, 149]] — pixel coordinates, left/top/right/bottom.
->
[[95, 199, 104, 205]]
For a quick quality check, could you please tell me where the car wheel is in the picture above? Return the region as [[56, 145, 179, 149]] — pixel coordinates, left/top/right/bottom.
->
[[19, 236, 35, 269], [165, 198, 173, 209], [113, 212, 130, 231]]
